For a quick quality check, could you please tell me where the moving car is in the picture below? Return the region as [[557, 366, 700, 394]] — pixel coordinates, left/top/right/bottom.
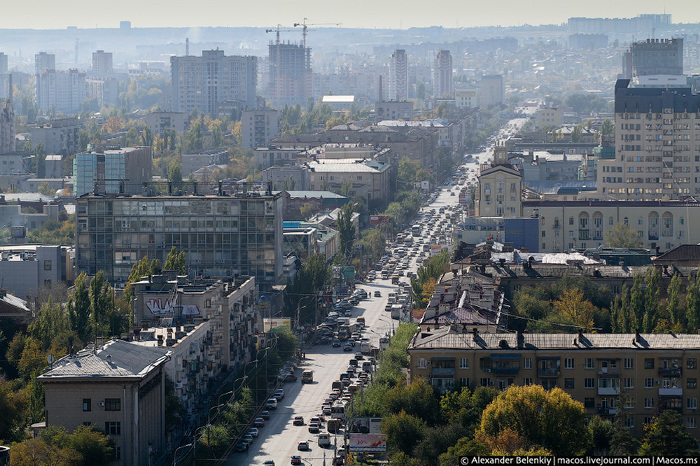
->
[[291, 456, 302, 465], [298, 441, 310, 451], [293, 416, 304, 426], [308, 422, 320, 433]]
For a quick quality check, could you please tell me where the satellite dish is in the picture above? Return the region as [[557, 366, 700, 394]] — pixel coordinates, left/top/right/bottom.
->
[[47, 354, 54, 365]]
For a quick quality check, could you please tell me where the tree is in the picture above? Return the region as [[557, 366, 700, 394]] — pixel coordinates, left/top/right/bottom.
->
[[67, 273, 91, 345], [299, 202, 314, 220], [383, 379, 441, 425], [337, 203, 355, 260], [588, 416, 614, 455], [89, 271, 112, 337], [381, 410, 427, 456], [478, 385, 590, 455], [164, 246, 187, 274], [0, 376, 29, 442], [570, 124, 583, 143], [554, 288, 597, 330], [601, 118, 614, 137], [9, 437, 81, 466], [639, 410, 696, 456], [605, 223, 642, 249]]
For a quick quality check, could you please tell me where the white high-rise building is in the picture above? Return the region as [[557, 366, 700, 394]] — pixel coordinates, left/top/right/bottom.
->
[[267, 41, 312, 108], [433, 50, 453, 98], [35, 52, 55, 74], [0, 53, 8, 74], [36, 69, 87, 115], [389, 49, 408, 101], [241, 108, 280, 149], [171, 50, 258, 117], [92, 50, 113, 76]]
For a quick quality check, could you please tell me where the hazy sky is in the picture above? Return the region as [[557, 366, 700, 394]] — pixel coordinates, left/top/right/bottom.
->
[[6, 0, 700, 29]]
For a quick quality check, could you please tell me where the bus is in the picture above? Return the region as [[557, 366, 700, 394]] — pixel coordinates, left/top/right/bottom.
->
[[301, 370, 314, 383], [412, 224, 421, 236], [331, 399, 349, 421]]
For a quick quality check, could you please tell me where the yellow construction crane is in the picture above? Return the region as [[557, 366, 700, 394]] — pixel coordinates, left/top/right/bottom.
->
[[265, 24, 295, 45], [293, 18, 341, 49]]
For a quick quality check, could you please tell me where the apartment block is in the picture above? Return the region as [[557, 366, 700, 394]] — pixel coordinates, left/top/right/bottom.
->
[[241, 108, 280, 149], [92, 50, 113, 76], [409, 328, 700, 440], [306, 159, 391, 206], [479, 75, 504, 107], [35, 52, 55, 74], [0, 53, 7, 74], [0, 100, 14, 153], [455, 89, 478, 109], [73, 146, 152, 197], [145, 111, 187, 136], [171, 50, 257, 117], [36, 69, 87, 115], [267, 42, 311, 108], [630, 38, 683, 76], [86, 78, 119, 107], [475, 145, 523, 218], [0, 245, 72, 298], [375, 100, 413, 121], [389, 49, 408, 101], [597, 78, 700, 200], [28, 117, 80, 155], [75, 193, 284, 285], [433, 49, 453, 98], [38, 340, 170, 466]]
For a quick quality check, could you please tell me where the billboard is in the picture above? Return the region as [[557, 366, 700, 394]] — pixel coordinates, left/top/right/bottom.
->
[[369, 215, 389, 225], [263, 318, 291, 332], [349, 434, 387, 452]]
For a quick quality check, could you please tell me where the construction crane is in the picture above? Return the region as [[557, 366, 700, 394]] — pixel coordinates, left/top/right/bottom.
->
[[293, 18, 341, 49], [265, 24, 295, 45]]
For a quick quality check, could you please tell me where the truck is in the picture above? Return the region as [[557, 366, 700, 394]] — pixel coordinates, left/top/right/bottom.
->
[[391, 274, 400, 284], [379, 336, 390, 350], [301, 370, 314, 384], [390, 304, 403, 320], [360, 341, 371, 354], [387, 292, 397, 304]]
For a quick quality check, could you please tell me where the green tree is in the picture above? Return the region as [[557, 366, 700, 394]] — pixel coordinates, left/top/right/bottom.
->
[[67, 273, 91, 344], [9, 437, 80, 466], [382, 410, 427, 456], [164, 246, 187, 274], [588, 416, 614, 455], [478, 385, 590, 455], [337, 203, 355, 260], [605, 223, 643, 248], [89, 271, 112, 337], [601, 118, 614, 137], [570, 124, 583, 143], [383, 379, 441, 425], [639, 410, 696, 456], [0, 376, 29, 442]]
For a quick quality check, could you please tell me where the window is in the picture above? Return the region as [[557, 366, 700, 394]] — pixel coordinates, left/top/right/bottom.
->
[[114, 447, 121, 461], [625, 398, 635, 409], [82, 421, 92, 426], [418, 358, 426, 369], [688, 358, 698, 370], [624, 377, 633, 389], [523, 358, 532, 369], [645, 397, 654, 408], [644, 417, 653, 425], [624, 358, 634, 369], [569, 217, 574, 225], [689, 378, 698, 389], [585, 358, 594, 369], [105, 422, 121, 435], [565, 358, 574, 369], [83, 399, 91, 412], [565, 378, 575, 389], [689, 417, 697, 429], [104, 398, 121, 411], [688, 398, 698, 410], [625, 417, 634, 428], [480, 378, 491, 387], [460, 358, 469, 369], [584, 397, 595, 408], [584, 378, 595, 388], [44, 260, 52, 270], [644, 358, 654, 369], [460, 378, 469, 387], [645, 378, 655, 388]]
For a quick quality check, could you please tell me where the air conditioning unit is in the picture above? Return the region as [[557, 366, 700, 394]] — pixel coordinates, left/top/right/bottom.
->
[[483, 368, 491, 372], [99, 401, 105, 407]]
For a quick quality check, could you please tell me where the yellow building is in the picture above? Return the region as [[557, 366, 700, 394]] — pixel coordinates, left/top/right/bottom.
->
[[408, 326, 700, 440], [475, 144, 523, 218]]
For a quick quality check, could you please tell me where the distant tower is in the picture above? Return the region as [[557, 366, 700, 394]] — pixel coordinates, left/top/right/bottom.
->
[[92, 50, 113, 76], [35, 52, 56, 74], [433, 49, 453, 98], [389, 49, 408, 101], [494, 142, 509, 165], [0, 53, 7, 74]]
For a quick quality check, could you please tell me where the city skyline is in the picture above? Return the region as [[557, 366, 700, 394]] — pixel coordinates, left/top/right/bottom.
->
[[4, 0, 699, 30]]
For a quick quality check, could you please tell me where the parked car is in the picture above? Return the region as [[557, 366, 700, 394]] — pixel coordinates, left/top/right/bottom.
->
[[248, 427, 259, 437], [283, 373, 298, 382], [260, 410, 270, 420], [265, 398, 278, 409], [254, 417, 265, 427], [274, 389, 285, 400], [234, 442, 249, 452]]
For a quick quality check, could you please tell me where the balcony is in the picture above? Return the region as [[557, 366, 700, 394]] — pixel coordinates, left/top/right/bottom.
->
[[659, 387, 683, 396], [578, 230, 590, 240], [432, 368, 455, 376], [537, 368, 561, 377], [493, 367, 520, 376], [597, 368, 620, 376], [598, 386, 621, 396], [649, 234, 659, 241], [597, 407, 619, 415], [658, 367, 682, 377], [553, 223, 561, 229]]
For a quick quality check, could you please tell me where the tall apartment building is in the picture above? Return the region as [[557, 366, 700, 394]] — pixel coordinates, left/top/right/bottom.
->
[[91, 50, 113, 76], [38, 340, 169, 466], [35, 52, 55, 74], [631, 38, 683, 76], [36, 69, 87, 115], [479, 74, 505, 107], [0, 53, 7, 74], [86, 78, 119, 107], [409, 327, 700, 441], [597, 78, 700, 200], [241, 108, 280, 149], [171, 50, 258, 117], [267, 41, 311, 108], [433, 49, 453, 98], [0, 100, 15, 153], [389, 49, 408, 101], [28, 117, 80, 155], [75, 193, 284, 285], [73, 146, 152, 197], [145, 111, 187, 136]]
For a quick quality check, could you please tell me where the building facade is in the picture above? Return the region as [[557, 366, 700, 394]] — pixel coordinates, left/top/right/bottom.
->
[[145, 111, 187, 137], [267, 42, 311, 108], [171, 50, 257, 117], [375, 100, 413, 121], [38, 340, 170, 466], [0, 245, 72, 299], [241, 108, 280, 150], [92, 50, 113, 76], [479, 75, 504, 107], [36, 69, 87, 115], [86, 78, 119, 107], [630, 38, 683, 76], [433, 49, 453, 98], [73, 146, 152, 197], [455, 89, 478, 109], [389, 49, 408, 101], [0, 53, 7, 74], [75, 194, 284, 285], [0, 100, 14, 153], [475, 145, 523, 218], [409, 328, 700, 440], [306, 159, 391, 206], [35, 52, 55, 74], [28, 117, 80, 156]]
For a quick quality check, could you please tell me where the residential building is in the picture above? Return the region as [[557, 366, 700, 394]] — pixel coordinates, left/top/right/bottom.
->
[[0, 195, 60, 237], [0, 100, 14, 153], [0, 245, 73, 298], [630, 38, 683, 76], [181, 150, 228, 177], [278, 190, 350, 220], [45, 154, 63, 178], [145, 111, 187, 137], [75, 193, 284, 285], [0, 53, 7, 74], [92, 50, 113, 76], [255, 147, 305, 171], [306, 159, 391, 206], [389, 49, 408, 101], [86, 78, 119, 107], [568, 34, 609, 50], [433, 50, 453, 98], [479, 75, 504, 107], [73, 146, 152, 197], [475, 144, 523, 218], [35, 52, 55, 74], [408, 327, 700, 440], [283, 225, 318, 260], [535, 107, 564, 127], [262, 165, 309, 191], [36, 69, 87, 115], [375, 100, 413, 121], [171, 50, 257, 117], [267, 41, 311, 108], [28, 117, 81, 156], [597, 78, 700, 200], [38, 340, 169, 466], [0, 290, 32, 328], [455, 89, 478, 109], [241, 108, 280, 150]]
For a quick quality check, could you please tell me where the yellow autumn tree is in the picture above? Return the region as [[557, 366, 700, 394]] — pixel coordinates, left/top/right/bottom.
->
[[554, 288, 597, 330]]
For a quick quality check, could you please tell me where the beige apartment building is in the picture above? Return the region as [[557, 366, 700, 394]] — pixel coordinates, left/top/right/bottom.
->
[[475, 145, 523, 218], [409, 327, 700, 441], [38, 340, 170, 465], [306, 159, 391, 206]]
